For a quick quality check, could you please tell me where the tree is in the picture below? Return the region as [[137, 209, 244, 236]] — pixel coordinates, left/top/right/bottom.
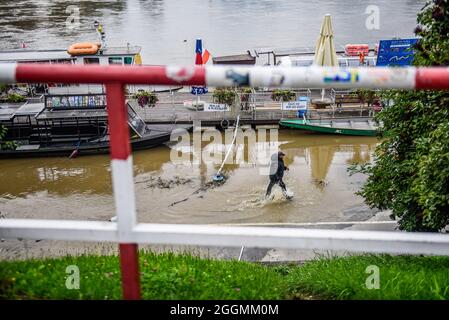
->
[[351, 0, 449, 232]]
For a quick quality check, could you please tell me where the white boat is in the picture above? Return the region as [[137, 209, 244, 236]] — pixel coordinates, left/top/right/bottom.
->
[[0, 22, 181, 93]]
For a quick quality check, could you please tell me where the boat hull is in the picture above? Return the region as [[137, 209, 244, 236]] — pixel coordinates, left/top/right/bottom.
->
[[0, 132, 172, 158], [280, 119, 377, 137]]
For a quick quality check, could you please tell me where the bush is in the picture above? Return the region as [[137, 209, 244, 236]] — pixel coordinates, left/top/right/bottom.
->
[[5, 93, 26, 103], [0, 84, 8, 94], [0, 126, 17, 150], [350, 1, 449, 231], [212, 88, 236, 106], [240, 87, 253, 94], [271, 89, 296, 102], [132, 90, 158, 107]]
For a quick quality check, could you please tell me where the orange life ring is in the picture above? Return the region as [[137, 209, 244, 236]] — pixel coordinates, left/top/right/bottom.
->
[[67, 42, 99, 56]]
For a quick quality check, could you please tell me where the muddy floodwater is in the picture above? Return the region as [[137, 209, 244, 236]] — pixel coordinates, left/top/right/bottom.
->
[[0, 131, 377, 225]]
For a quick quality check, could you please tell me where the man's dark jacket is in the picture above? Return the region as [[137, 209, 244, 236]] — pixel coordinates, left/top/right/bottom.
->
[[269, 156, 287, 181]]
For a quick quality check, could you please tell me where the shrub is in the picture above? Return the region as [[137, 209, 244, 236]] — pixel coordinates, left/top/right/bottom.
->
[[132, 90, 158, 107], [6, 93, 26, 103], [212, 88, 236, 106], [0, 126, 17, 150], [271, 89, 296, 102]]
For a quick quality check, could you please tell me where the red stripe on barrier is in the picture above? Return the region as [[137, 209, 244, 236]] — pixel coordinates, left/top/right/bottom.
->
[[119, 243, 141, 300], [15, 64, 206, 85], [105, 83, 130, 160], [416, 67, 449, 90]]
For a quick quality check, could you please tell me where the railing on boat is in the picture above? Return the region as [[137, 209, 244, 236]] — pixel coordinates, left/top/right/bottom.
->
[[1, 63, 449, 300]]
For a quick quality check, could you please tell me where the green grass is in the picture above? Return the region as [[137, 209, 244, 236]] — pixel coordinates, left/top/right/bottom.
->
[[1, 252, 449, 300], [284, 254, 449, 300], [0, 251, 286, 300]]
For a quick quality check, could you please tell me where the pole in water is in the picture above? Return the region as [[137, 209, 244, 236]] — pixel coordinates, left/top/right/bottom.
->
[[212, 116, 240, 183]]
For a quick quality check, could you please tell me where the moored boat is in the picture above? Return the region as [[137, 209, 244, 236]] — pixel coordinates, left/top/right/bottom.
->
[[280, 117, 378, 136], [0, 89, 191, 158]]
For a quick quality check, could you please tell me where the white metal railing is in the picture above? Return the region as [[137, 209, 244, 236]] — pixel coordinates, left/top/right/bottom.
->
[[3, 219, 449, 256]]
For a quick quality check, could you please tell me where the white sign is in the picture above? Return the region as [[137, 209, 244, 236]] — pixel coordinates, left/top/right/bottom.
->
[[204, 103, 230, 112], [281, 100, 308, 111]]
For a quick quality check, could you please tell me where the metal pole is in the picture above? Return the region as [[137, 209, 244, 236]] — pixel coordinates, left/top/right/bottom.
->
[[105, 82, 141, 300], [238, 245, 245, 261], [119, 243, 141, 300]]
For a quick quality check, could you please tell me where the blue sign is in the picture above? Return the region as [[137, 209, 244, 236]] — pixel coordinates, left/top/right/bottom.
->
[[191, 86, 208, 95], [376, 38, 419, 67]]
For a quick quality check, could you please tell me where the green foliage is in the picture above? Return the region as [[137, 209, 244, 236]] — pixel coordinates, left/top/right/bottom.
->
[[212, 88, 236, 106], [1, 140, 18, 150], [240, 87, 253, 94], [356, 89, 379, 107], [5, 93, 26, 103], [271, 89, 296, 102], [351, 0, 449, 231], [0, 122, 17, 151], [0, 84, 8, 94], [0, 125, 6, 140], [1, 253, 449, 300], [132, 90, 158, 107]]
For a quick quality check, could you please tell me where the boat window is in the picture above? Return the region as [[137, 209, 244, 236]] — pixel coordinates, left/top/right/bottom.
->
[[84, 58, 100, 64], [124, 57, 133, 65], [127, 103, 146, 137], [45, 94, 106, 109], [108, 57, 123, 65]]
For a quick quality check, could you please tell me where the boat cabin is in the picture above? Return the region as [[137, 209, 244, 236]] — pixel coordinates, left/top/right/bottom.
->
[[0, 86, 147, 152], [254, 47, 378, 67], [0, 45, 142, 66]]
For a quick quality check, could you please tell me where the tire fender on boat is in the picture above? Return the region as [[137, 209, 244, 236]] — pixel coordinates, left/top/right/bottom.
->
[[220, 119, 229, 130]]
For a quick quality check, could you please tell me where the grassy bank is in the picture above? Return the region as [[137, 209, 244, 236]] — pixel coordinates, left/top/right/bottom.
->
[[1, 252, 448, 300]]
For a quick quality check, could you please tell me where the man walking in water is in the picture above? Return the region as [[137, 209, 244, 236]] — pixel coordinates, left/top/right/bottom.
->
[[266, 151, 292, 199]]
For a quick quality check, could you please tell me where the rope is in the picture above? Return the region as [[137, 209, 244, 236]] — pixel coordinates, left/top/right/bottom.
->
[[215, 115, 240, 177]]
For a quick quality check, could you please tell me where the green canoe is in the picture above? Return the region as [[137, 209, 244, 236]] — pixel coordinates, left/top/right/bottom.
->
[[280, 118, 378, 136]]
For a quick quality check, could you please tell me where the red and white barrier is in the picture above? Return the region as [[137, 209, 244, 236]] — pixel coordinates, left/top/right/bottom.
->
[[2, 63, 449, 300], [2, 63, 449, 90], [104, 82, 141, 299]]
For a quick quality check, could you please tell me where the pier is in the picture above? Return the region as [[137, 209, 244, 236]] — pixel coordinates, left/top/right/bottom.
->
[[133, 90, 376, 127]]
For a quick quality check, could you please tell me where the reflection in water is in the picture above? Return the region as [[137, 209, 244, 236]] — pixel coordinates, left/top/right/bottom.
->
[[308, 146, 337, 183], [0, 131, 377, 225]]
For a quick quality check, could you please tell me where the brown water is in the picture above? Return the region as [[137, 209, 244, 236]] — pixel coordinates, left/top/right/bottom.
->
[[0, 131, 377, 225]]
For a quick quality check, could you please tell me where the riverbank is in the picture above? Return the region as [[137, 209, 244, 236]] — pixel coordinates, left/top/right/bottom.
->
[[1, 252, 448, 300]]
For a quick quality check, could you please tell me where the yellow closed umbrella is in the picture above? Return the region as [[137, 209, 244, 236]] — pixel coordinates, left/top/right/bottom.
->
[[313, 14, 338, 103], [313, 14, 338, 67]]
